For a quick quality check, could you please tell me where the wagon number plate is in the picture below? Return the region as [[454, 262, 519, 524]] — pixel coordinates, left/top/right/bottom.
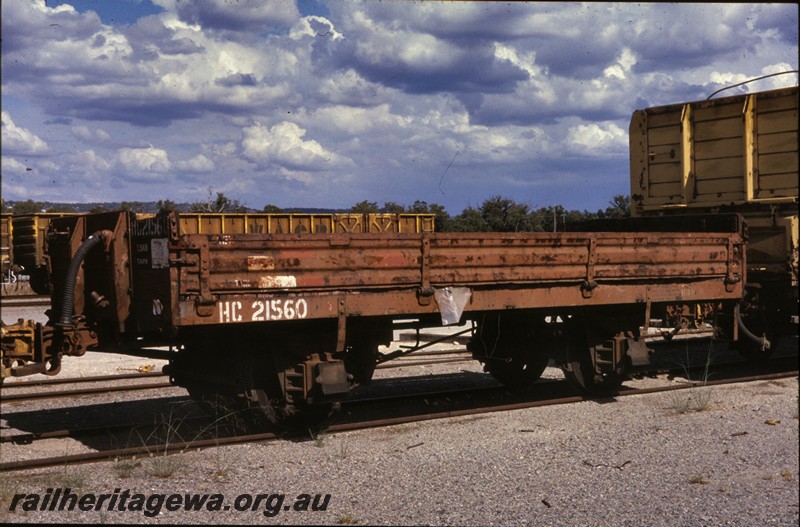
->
[[218, 299, 308, 323]]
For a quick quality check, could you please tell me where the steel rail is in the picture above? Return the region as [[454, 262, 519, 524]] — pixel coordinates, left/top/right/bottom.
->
[[0, 296, 51, 308], [1, 371, 165, 389], [376, 356, 471, 369], [0, 413, 208, 445], [0, 358, 473, 402], [1, 381, 176, 402], [332, 370, 799, 433]]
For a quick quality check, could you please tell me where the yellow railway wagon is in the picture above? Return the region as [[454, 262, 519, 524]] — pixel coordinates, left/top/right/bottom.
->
[[11, 213, 82, 274], [630, 86, 797, 210], [630, 86, 798, 289], [176, 212, 435, 234]]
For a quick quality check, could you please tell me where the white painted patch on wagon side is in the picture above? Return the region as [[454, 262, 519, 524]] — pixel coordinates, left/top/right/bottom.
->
[[258, 275, 297, 288]]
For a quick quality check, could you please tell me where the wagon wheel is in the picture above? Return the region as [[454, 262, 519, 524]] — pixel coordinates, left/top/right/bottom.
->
[[242, 350, 309, 427], [168, 341, 293, 428], [468, 313, 553, 390], [249, 348, 349, 429], [186, 384, 260, 430], [243, 385, 294, 427], [561, 316, 624, 395], [483, 352, 550, 390], [345, 341, 379, 385]]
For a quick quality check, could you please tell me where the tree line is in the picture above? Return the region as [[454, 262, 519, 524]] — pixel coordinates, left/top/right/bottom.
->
[[2, 194, 630, 232], [345, 195, 630, 232]]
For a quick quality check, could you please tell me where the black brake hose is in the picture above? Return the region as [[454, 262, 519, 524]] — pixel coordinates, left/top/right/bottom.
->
[[57, 231, 109, 327], [737, 311, 771, 351]]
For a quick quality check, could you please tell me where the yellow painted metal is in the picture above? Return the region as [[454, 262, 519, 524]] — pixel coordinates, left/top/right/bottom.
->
[[0, 319, 36, 377], [680, 103, 694, 205], [631, 86, 798, 213], [175, 212, 435, 235], [744, 93, 757, 201]]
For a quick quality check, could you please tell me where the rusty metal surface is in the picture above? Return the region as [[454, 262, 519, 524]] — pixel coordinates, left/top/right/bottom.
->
[[163, 221, 745, 328], [3, 210, 747, 380], [1, 213, 11, 275]]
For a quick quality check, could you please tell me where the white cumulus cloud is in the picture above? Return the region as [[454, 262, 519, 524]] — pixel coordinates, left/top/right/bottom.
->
[[567, 122, 627, 153], [72, 125, 111, 143], [176, 153, 215, 172], [1, 111, 49, 155], [290, 16, 343, 41], [241, 121, 347, 171], [115, 146, 171, 180]]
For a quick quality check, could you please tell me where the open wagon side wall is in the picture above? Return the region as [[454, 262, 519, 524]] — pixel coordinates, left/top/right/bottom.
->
[[164, 227, 746, 331]]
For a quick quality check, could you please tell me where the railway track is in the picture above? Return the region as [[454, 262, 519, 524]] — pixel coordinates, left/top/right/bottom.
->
[[0, 294, 51, 308], [1, 379, 176, 402], [0, 349, 474, 403], [2, 357, 796, 472], [0, 370, 165, 388], [0, 333, 788, 404]]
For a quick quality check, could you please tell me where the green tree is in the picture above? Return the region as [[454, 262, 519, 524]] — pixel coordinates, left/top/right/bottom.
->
[[12, 200, 45, 215], [120, 201, 146, 212], [381, 202, 406, 214], [157, 199, 179, 213], [47, 203, 77, 213], [479, 195, 533, 232], [604, 195, 630, 218], [450, 206, 486, 232], [407, 200, 429, 214], [350, 200, 380, 213], [262, 204, 282, 213]]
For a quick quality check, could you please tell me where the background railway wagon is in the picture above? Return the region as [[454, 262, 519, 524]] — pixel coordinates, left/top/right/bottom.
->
[[1, 213, 11, 278], [173, 212, 435, 235], [11, 213, 82, 273], [629, 85, 798, 340], [9, 213, 81, 291]]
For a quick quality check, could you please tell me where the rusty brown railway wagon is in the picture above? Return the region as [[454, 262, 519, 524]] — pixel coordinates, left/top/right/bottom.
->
[[0, 213, 11, 279], [1, 210, 749, 422]]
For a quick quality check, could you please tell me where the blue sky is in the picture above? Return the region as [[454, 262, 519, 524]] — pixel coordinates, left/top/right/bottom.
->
[[2, 1, 797, 213]]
